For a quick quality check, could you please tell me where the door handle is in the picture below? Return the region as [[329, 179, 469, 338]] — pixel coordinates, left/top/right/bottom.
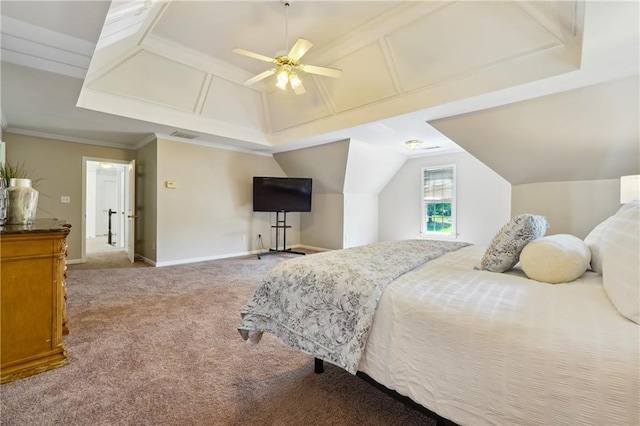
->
[[127, 215, 138, 219]]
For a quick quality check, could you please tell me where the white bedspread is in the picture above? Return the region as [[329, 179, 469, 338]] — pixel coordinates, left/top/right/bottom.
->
[[359, 245, 639, 426], [239, 240, 468, 373]]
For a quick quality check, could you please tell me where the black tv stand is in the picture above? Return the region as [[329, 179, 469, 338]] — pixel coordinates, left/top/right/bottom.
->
[[257, 211, 306, 259]]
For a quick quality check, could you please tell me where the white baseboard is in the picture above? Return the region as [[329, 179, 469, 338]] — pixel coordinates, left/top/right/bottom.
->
[[76, 245, 331, 268], [137, 255, 157, 267], [295, 244, 331, 252], [152, 248, 266, 267]]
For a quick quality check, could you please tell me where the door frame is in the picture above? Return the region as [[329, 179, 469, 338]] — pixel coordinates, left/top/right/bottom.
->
[[81, 157, 134, 263]]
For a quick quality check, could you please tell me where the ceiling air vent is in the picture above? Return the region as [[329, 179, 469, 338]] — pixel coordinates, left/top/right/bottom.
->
[[171, 131, 198, 140]]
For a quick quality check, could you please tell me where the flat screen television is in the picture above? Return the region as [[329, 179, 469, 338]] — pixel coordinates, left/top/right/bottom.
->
[[253, 177, 312, 212]]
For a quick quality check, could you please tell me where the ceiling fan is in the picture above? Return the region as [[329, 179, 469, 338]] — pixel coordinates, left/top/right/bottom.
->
[[232, 1, 343, 95]]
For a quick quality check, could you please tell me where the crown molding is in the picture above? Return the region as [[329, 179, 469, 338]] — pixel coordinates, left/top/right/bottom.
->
[[5, 127, 274, 157], [5, 128, 140, 150], [0, 16, 95, 79], [154, 132, 273, 157], [133, 133, 158, 150]]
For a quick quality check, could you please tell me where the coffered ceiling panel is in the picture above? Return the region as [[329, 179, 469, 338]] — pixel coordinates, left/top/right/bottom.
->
[[517, 1, 576, 43], [267, 75, 332, 132], [201, 77, 267, 132], [152, 1, 401, 75], [321, 41, 398, 113], [387, 1, 563, 92], [90, 50, 207, 113]]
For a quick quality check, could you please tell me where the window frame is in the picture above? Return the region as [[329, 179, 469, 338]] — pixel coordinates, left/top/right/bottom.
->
[[421, 165, 457, 237]]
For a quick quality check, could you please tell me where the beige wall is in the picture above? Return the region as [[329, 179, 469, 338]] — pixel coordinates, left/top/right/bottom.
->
[[300, 193, 344, 250], [379, 151, 512, 246], [3, 133, 292, 265], [275, 140, 349, 249], [3, 133, 135, 261], [154, 138, 291, 265], [7, 131, 619, 265], [512, 179, 621, 239], [275, 139, 406, 249], [135, 139, 158, 262]]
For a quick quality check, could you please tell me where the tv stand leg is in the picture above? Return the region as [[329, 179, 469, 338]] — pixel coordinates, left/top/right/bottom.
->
[[257, 248, 306, 259], [257, 211, 306, 259]]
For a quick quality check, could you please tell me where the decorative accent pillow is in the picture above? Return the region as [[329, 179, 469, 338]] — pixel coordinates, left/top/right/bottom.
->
[[520, 234, 591, 284], [585, 200, 640, 274], [601, 203, 639, 324], [480, 214, 549, 272]]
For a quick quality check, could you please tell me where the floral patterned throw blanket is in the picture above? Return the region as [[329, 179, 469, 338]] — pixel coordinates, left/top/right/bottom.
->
[[238, 239, 470, 374]]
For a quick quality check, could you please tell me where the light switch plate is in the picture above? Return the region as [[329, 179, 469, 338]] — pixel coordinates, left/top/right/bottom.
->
[[61, 196, 71, 203], [165, 181, 178, 189]]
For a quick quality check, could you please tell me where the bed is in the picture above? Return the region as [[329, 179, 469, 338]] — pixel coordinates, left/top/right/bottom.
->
[[239, 204, 639, 425]]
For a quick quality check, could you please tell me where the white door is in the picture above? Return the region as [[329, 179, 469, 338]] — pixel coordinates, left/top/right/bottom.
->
[[125, 160, 136, 263], [96, 171, 117, 238]]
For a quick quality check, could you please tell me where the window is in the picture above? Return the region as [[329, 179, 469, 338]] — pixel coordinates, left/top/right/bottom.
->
[[422, 166, 456, 236]]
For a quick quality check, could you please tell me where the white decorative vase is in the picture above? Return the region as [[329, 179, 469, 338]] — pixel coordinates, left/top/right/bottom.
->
[[0, 177, 7, 225], [6, 178, 39, 225]]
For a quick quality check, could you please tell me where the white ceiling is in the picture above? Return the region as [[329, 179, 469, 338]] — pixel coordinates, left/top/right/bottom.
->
[[1, 1, 638, 179]]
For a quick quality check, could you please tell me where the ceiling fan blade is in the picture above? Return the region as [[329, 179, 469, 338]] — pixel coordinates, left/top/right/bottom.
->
[[288, 38, 313, 61], [293, 81, 306, 95], [244, 68, 277, 85], [299, 64, 343, 79], [232, 48, 276, 64]]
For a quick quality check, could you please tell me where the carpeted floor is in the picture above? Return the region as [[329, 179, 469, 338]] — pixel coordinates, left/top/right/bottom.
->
[[70, 236, 150, 270], [1, 251, 435, 425]]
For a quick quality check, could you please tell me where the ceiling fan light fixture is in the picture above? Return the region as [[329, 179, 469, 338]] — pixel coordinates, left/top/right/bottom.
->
[[405, 139, 423, 149], [276, 68, 289, 89], [233, 0, 342, 95], [289, 72, 301, 89]]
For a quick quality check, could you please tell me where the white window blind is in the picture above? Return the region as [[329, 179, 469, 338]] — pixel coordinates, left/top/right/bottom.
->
[[422, 166, 456, 236]]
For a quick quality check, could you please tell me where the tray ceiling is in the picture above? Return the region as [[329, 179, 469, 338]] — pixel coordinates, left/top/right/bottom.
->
[[76, 0, 582, 152]]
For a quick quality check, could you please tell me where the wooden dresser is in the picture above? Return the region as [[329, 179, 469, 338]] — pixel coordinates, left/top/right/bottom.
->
[[1, 219, 71, 384]]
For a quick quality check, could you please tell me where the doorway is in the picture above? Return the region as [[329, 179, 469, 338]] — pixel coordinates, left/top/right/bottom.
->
[[82, 158, 136, 264]]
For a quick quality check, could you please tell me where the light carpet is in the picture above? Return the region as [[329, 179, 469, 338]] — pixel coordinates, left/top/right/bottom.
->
[[1, 252, 435, 425]]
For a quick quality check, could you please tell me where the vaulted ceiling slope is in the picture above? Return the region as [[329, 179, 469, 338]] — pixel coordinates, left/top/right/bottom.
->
[[273, 138, 406, 195], [1, 1, 638, 182], [430, 75, 640, 185]]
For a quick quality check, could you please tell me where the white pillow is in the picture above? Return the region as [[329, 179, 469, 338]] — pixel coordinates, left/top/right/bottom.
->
[[520, 234, 591, 284], [601, 203, 640, 324], [584, 216, 614, 274], [584, 201, 640, 274], [480, 214, 549, 272]]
